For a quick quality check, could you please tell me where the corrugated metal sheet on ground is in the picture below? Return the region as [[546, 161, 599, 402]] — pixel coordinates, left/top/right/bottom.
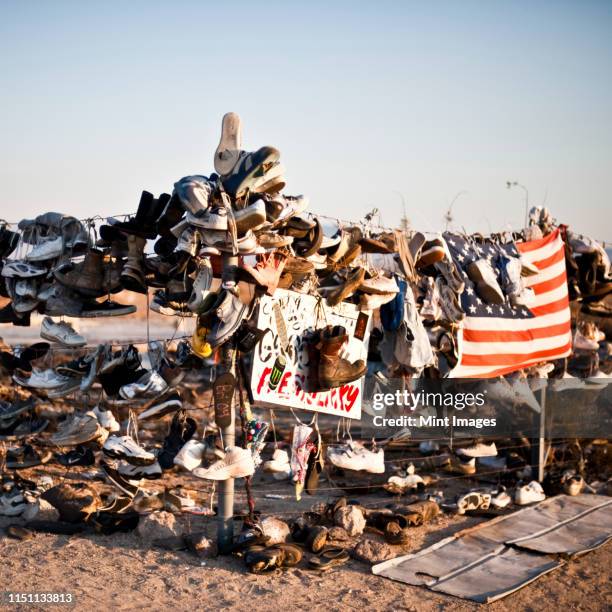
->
[[372, 495, 612, 603]]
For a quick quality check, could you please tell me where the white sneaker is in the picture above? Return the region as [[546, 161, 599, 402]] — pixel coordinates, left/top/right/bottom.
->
[[386, 473, 424, 492], [26, 235, 64, 262], [359, 292, 397, 311], [13, 368, 72, 390], [456, 442, 497, 458], [119, 371, 168, 399], [93, 405, 120, 433], [274, 195, 309, 224], [192, 446, 255, 480], [174, 439, 206, 471], [490, 487, 512, 509], [263, 448, 291, 478], [118, 461, 162, 480], [187, 259, 213, 313], [515, 481, 546, 505], [327, 442, 385, 474], [186, 206, 228, 230], [103, 435, 156, 465], [40, 317, 86, 347]]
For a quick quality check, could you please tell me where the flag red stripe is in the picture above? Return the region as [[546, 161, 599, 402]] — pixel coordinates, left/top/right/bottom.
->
[[529, 270, 568, 295], [516, 229, 559, 253], [530, 294, 569, 317], [532, 246, 565, 270], [462, 321, 571, 343], [461, 340, 573, 367]]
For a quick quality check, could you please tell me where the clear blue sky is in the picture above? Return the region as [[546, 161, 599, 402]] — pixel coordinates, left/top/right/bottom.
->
[[1, 1, 610, 241]]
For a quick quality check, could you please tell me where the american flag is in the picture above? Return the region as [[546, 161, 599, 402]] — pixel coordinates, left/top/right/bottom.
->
[[444, 228, 572, 378]]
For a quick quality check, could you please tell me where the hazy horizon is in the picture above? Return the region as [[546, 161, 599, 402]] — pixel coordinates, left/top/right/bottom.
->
[[1, 1, 611, 243]]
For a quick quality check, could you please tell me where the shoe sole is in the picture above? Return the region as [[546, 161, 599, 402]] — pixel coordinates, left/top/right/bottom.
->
[[326, 269, 366, 306], [253, 175, 286, 195], [319, 366, 367, 389], [6, 451, 52, 469], [193, 459, 255, 480], [100, 461, 140, 497], [78, 305, 138, 317], [234, 206, 267, 235], [138, 399, 182, 421], [40, 331, 86, 348], [51, 427, 106, 446], [102, 447, 156, 466], [417, 246, 446, 268], [214, 112, 243, 176]]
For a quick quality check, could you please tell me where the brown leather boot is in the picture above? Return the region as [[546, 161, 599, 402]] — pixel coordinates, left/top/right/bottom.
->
[[326, 267, 365, 306], [318, 325, 366, 388], [304, 330, 321, 392], [101, 256, 123, 295], [54, 249, 104, 297], [121, 234, 147, 293]]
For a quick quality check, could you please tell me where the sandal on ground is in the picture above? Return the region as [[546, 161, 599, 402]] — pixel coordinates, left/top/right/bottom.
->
[[308, 546, 350, 572], [456, 491, 491, 515], [245, 543, 302, 574]]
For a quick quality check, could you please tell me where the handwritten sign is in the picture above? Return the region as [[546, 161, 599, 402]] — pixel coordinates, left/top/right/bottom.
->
[[250, 289, 370, 420]]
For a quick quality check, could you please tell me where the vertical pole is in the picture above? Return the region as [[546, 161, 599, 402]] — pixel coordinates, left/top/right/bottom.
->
[[531, 386, 546, 482], [217, 253, 237, 553]]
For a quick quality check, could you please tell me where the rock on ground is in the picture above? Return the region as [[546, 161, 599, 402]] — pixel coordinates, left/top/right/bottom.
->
[[260, 516, 290, 544], [137, 511, 178, 542], [353, 537, 395, 564], [334, 505, 365, 536]]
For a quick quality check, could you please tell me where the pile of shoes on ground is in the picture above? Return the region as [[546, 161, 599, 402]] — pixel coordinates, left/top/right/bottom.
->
[[0, 113, 611, 552]]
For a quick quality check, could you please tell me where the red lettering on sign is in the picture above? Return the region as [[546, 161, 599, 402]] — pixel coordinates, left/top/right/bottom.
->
[[278, 372, 291, 394], [257, 367, 272, 394]]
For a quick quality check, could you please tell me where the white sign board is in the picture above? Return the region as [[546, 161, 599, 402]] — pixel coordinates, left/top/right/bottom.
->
[[250, 289, 370, 420]]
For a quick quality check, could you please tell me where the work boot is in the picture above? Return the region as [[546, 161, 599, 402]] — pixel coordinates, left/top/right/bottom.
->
[[112, 191, 169, 239], [54, 249, 105, 297], [0, 225, 20, 259], [121, 234, 147, 294], [156, 193, 182, 240], [318, 325, 366, 389], [101, 257, 123, 295], [304, 330, 321, 392]]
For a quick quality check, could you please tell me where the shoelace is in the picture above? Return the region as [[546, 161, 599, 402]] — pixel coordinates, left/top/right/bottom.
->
[[56, 320, 77, 334]]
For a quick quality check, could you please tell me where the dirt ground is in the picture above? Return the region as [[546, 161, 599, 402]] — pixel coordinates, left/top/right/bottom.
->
[[0, 519, 610, 611], [1, 473, 611, 612]]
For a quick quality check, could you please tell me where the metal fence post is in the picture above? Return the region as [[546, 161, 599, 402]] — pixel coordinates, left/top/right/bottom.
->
[[217, 253, 237, 553]]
